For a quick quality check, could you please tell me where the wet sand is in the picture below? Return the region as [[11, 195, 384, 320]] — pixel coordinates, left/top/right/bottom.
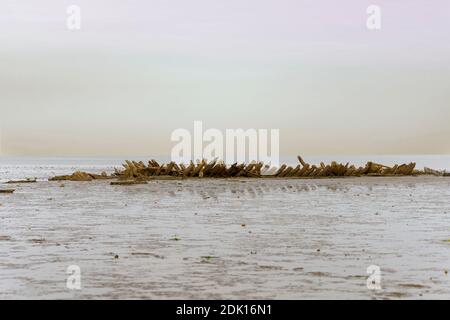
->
[[0, 176, 449, 299]]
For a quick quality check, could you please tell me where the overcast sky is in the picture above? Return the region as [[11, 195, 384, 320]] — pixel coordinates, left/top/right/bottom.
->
[[1, 0, 449, 156]]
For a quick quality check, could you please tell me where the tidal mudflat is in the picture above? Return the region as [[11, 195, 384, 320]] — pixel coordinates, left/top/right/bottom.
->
[[1, 175, 449, 299]]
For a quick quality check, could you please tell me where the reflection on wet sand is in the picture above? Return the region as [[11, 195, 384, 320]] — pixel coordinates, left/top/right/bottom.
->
[[125, 180, 353, 200]]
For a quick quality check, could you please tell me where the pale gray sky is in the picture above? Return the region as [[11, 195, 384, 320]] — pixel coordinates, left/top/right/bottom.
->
[[1, 0, 449, 156]]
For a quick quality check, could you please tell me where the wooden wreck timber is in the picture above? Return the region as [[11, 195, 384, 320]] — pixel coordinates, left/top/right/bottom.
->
[[110, 180, 148, 186], [424, 167, 449, 176], [48, 171, 110, 182], [46, 156, 437, 182], [6, 178, 37, 184], [0, 189, 15, 194]]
